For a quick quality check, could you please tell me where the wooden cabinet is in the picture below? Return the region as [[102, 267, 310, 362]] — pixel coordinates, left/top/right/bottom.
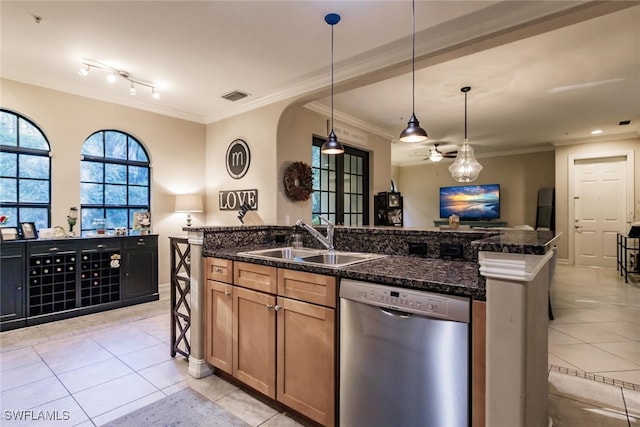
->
[[233, 285, 277, 397], [204, 280, 234, 374], [122, 235, 158, 304], [276, 295, 335, 425], [204, 258, 336, 426], [0, 242, 26, 331]]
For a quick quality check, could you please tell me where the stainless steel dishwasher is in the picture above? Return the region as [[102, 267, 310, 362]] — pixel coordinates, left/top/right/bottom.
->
[[339, 279, 470, 427]]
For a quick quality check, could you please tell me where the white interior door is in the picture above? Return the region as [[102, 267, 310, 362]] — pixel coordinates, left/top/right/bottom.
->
[[573, 157, 628, 268]]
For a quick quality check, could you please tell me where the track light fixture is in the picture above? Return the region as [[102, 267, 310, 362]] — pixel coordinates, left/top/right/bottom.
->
[[399, 0, 428, 144], [78, 58, 160, 99], [321, 13, 344, 155]]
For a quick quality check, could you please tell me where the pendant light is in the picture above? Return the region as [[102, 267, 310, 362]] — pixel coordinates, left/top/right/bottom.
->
[[321, 13, 344, 155], [449, 86, 483, 182], [399, 0, 428, 144]]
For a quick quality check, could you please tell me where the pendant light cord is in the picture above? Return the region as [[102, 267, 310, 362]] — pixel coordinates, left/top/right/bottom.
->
[[411, 0, 416, 115], [464, 90, 467, 141], [331, 22, 335, 131]]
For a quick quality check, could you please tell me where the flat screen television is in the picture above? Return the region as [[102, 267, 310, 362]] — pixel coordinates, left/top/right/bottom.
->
[[439, 184, 500, 220]]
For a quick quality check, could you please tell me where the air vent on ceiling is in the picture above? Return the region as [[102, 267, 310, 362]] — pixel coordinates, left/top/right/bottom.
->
[[618, 120, 631, 126], [221, 90, 249, 102]]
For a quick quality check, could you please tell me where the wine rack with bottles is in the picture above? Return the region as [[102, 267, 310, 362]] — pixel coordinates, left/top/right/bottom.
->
[[28, 242, 77, 316], [3, 236, 158, 330], [80, 248, 121, 307]]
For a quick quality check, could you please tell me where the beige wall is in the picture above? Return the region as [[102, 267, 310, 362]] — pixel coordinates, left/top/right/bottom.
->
[[276, 104, 393, 225], [396, 151, 556, 228], [554, 137, 639, 262], [204, 101, 288, 225], [1, 79, 206, 284]]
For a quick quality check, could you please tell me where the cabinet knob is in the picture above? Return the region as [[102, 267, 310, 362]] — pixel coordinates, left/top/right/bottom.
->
[[266, 304, 274, 310], [137, 242, 146, 246], [214, 267, 222, 273], [274, 304, 282, 312], [224, 291, 231, 296], [49, 247, 59, 253], [97, 244, 106, 249]]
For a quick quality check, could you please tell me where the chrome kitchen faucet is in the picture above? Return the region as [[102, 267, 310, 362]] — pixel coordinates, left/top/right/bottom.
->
[[295, 216, 335, 252]]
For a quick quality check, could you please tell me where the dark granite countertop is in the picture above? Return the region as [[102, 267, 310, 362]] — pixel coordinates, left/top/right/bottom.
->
[[204, 245, 484, 299], [470, 229, 560, 255], [198, 226, 561, 300]]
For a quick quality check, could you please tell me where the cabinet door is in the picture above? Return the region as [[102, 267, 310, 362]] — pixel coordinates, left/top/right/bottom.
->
[[233, 286, 276, 398], [204, 280, 233, 374], [277, 296, 335, 426], [1, 243, 26, 330], [122, 236, 158, 302]]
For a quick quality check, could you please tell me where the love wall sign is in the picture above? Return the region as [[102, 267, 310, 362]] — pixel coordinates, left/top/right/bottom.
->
[[219, 189, 258, 211]]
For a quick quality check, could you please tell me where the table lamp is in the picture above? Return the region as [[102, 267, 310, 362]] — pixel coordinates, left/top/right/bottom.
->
[[175, 194, 203, 227]]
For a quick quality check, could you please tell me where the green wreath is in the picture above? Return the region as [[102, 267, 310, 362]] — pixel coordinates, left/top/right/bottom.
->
[[284, 161, 314, 201]]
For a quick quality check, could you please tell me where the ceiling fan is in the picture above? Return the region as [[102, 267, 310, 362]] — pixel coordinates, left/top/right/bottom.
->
[[409, 143, 458, 162]]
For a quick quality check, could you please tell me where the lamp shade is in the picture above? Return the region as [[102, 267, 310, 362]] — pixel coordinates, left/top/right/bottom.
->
[[174, 194, 203, 212]]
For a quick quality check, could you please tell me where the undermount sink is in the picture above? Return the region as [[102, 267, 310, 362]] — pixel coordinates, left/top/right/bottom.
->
[[238, 247, 385, 267]]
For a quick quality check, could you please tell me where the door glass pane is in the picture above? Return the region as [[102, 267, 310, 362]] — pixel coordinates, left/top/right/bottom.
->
[[328, 170, 336, 192]]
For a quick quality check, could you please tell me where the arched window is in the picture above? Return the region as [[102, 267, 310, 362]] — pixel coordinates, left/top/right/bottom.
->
[[80, 130, 150, 235], [0, 109, 51, 229]]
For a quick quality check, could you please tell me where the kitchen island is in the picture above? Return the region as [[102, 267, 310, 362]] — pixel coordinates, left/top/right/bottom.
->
[[182, 225, 558, 427]]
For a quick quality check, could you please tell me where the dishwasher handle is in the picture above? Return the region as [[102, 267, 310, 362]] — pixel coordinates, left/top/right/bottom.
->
[[380, 307, 412, 319]]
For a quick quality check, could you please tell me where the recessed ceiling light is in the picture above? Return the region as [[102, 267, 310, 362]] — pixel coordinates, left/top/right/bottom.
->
[[591, 129, 603, 135]]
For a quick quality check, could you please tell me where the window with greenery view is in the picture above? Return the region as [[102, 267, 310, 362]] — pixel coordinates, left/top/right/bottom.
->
[[311, 136, 369, 226], [0, 109, 51, 230], [80, 130, 150, 234]]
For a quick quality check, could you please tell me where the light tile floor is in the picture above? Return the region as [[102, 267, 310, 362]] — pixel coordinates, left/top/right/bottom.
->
[[0, 286, 303, 426], [548, 264, 640, 426], [1, 266, 639, 426]]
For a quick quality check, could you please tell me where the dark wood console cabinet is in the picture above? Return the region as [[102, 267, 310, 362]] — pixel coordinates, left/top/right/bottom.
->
[[0, 235, 158, 331]]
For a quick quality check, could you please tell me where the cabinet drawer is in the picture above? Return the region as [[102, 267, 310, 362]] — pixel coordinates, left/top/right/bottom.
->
[[124, 235, 158, 249], [205, 258, 233, 284], [277, 269, 336, 308], [234, 262, 277, 294], [29, 241, 77, 256], [81, 238, 121, 252]]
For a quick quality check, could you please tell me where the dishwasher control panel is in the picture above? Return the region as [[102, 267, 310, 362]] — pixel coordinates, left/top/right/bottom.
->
[[340, 279, 469, 323]]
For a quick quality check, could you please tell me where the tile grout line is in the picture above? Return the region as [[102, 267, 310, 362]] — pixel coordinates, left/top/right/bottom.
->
[[550, 364, 640, 391]]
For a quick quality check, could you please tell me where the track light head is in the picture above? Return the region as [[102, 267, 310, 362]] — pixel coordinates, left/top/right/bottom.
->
[[78, 65, 89, 76]]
